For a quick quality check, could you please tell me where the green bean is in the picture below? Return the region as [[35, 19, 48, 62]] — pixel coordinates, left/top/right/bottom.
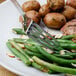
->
[[37, 38, 63, 52], [6, 42, 31, 66], [61, 35, 76, 40], [9, 40, 32, 62], [32, 62, 54, 74], [12, 28, 25, 35], [60, 43, 76, 50], [57, 39, 74, 44], [36, 46, 76, 66], [33, 56, 76, 75], [24, 50, 46, 60], [13, 38, 26, 43], [65, 53, 76, 57], [24, 45, 39, 53], [53, 54, 73, 59]]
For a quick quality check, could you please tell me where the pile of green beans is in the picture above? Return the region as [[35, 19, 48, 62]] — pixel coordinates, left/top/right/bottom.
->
[[6, 36, 76, 75], [6, 28, 76, 75]]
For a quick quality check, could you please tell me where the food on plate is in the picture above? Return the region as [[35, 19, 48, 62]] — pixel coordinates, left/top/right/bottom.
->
[[22, 0, 40, 12], [39, 4, 50, 17], [7, 34, 76, 75], [6, 0, 76, 75], [47, 0, 65, 11], [61, 19, 76, 35], [74, 14, 76, 19], [26, 10, 41, 24], [61, 6, 76, 20], [66, 0, 76, 9], [43, 13, 66, 29]]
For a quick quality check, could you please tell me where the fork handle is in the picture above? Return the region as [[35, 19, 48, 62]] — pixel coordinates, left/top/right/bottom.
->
[[11, 0, 25, 16]]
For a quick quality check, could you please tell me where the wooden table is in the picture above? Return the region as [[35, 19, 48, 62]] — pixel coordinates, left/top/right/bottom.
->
[[0, 0, 18, 76], [0, 65, 18, 76]]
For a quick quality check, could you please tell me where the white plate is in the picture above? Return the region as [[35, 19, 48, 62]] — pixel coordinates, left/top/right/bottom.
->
[[0, 0, 64, 76]]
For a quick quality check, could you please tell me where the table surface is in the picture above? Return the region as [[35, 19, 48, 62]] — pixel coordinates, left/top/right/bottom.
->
[[0, 65, 18, 76], [0, 0, 18, 76]]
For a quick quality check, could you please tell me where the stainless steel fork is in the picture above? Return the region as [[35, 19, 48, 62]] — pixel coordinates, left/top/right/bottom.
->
[[11, 0, 63, 52]]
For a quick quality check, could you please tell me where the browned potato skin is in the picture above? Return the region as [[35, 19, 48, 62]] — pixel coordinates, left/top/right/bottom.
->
[[66, 0, 76, 9], [61, 6, 76, 20], [43, 13, 66, 29], [22, 0, 40, 12], [39, 4, 50, 17], [47, 0, 65, 11], [26, 10, 41, 24]]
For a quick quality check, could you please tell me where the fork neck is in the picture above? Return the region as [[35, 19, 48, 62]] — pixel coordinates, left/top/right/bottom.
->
[[11, 0, 25, 16]]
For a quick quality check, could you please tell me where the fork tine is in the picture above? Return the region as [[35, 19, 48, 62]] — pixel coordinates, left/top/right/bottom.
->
[[29, 28, 60, 51], [33, 23, 59, 46], [29, 35, 54, 50], [29, 34, 59, 53], [27, 22, 63, 51], [32, 26, 58, 46]]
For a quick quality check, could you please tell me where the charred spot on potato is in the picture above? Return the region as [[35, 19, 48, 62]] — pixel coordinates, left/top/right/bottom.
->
[[61, 19, 65, 22], [52, 18, 56, 21], [47, 0, 65, 11]]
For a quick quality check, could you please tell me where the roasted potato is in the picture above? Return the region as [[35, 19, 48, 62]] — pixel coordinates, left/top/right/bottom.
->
[[66, 0, 76, 9], [43, 13, 66, 29], [47, 0, 65, 11], [39, 4, 50, 17], [61, 6, 76, 20], [22, 0, 40, 12], [26, 10, 41, 24]]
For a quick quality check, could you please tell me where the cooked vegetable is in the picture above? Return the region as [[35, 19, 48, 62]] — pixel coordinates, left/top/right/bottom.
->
[[44, 13, 66, 29], [8, 40, 32, 60], [12, 28, 25, 35], [65, 53, 76, 57], [7, 41, 54, 74], [61, 35, 76, 40], [47, 0, 65, 11], [39, 4, 50, 17], [25, 50, 45, 59], [32, 62, 54, 74], [57, 39, 74, 43], [6, 42, 31, 66], [26, 10, 41, 24], [22, 0, 40, 12], [60, 43, 76, 50], [61, 6, 76, 20], [7, 36, 76, 75], [66, 0, 76, 9], [36, 46, 76, 66], [33, 56, 76, 75], [53, 54, 73, 59]]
